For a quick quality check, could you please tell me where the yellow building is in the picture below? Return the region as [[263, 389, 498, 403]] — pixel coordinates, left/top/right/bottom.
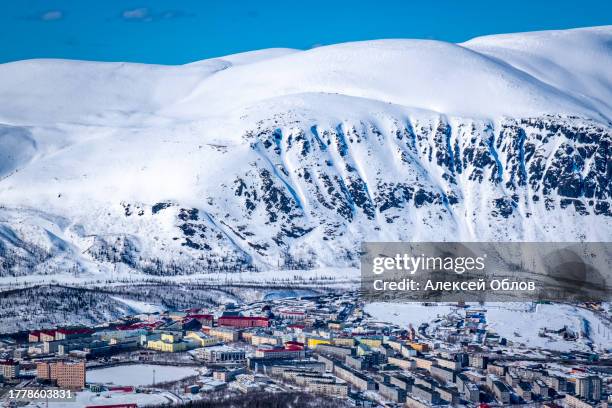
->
[[185, 331, 219, 347], [408, 342, 429, 352], [209, 327, 240, 343], [358, 337, 383, 348], [147, 332, 190, 352], [307, 337, 331, 349]]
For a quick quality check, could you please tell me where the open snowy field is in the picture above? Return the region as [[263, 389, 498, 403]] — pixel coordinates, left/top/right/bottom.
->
[[87, 364, 201, 387], [34, 389, 180, 408], [486, 303, 611, 353], [364, 302, 611, 353]]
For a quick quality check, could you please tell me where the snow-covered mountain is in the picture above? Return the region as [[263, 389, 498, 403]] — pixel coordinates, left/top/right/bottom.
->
[[0, 26, 610, 278]]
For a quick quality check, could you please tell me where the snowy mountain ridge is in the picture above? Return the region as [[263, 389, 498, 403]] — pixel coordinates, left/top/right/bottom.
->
[[0, 26, 610, 279]]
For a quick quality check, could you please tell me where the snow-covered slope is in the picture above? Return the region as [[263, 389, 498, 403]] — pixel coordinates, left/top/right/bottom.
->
[[0, 27, 610, 278]]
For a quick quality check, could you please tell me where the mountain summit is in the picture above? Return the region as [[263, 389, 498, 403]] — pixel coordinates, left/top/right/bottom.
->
[[0, 26, 610, 277]]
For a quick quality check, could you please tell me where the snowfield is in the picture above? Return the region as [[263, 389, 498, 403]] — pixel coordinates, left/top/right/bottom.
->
[[0, 26, 610, 342], [87, 364, 201, 387], [0, 26, 610, 279], [364, 302, 612, 352], [109, 296, 167, 314], [37, 390, 179, 408]]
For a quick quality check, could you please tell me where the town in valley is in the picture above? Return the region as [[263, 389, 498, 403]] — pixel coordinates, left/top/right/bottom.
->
[[0, 292, 610, 408]]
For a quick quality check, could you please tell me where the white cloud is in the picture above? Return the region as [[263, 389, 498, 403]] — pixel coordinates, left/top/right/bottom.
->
[[122, 8, 150, 21], [121, 7, 192, 22], [41, 10, 63, 21]]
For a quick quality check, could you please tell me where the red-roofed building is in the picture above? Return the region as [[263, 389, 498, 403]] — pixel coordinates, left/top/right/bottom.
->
[[29, 331, 42, 343], [218, 316, 269, 328], [284, 341, 305, 350], [107, 386, 134, 393], [39, 330, 57, 342], [0, 360, 20, 379], [186, 314, 214, 326], [55, 328, 93, 340]]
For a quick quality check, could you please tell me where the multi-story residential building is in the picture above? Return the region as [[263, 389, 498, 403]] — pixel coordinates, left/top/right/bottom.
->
[[487, 362, 507, 376], [413, 356, 436, 371], [39, 330, 57, 342], [506, 372, 520, 387], [327, 321, 344, 331], [378, 381, 406, 403], [388, 374, 414, 392], [436, 357, 460, 371], [405, 395, 436, 408], [268, 363, 326, 377], [307, 337, 331, 349], [544, 374, 567, 392], [280, 369, 328, 383], [533, 379, 552, 398], [358, 336, 383, 348], [277, 310, 306, 322], [147, 332, 191, 352], [36, 360, 86, 389], [576, 376, 602, 402], [0, 360, 20, 379], [388, 356, 416, 370], [306, 381, 349, 397], [332, 362, 376, 391], [55, 328, 93, 341], [254, 347, 305, 360], [212, 367, 247, 382], [198, 345, 246, 364], [218, 316, 269, 328], [491, 380, 510, 405], [185, 331, 219, 347], [332, 337, 356, 347], [316, 354, 335, 372], [400, 345, 418, 358], [517, 382, 533, 402], [28, 330, 55, 343], [431, 365, 455, 384], [411, 384, 441, 405], [315, 344, 353, 359], [407, 342, 429, 352], [469, 354, 488, 369], [456, 373, 479, 403], [185, 314, 214, 326], [208, 327, 240, 343], [251, 334, 281, 347], [563, 394, 600, 408], [344, 356, 369, 370], [436, 386, 459, 405]]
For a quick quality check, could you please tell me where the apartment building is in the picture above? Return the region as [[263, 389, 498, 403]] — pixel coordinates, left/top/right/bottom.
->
[[199, 345, 246, 364], [306, 381, 349, 397], [332, 362, 375, 391], [254, 347, 305, 360], [378, 381, 406, 403], [218, 316, 269, 328], [36, 360, 86, 390], [0, 360, 20, 379], [208, 327, 240, 343]]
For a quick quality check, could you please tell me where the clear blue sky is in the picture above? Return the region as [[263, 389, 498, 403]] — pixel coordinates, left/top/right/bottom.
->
[[2, 0, 611, 64]]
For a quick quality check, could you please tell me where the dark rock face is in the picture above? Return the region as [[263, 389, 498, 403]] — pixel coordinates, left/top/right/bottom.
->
[[0, 115, 609, 276], [180, 114, 608, 269]]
